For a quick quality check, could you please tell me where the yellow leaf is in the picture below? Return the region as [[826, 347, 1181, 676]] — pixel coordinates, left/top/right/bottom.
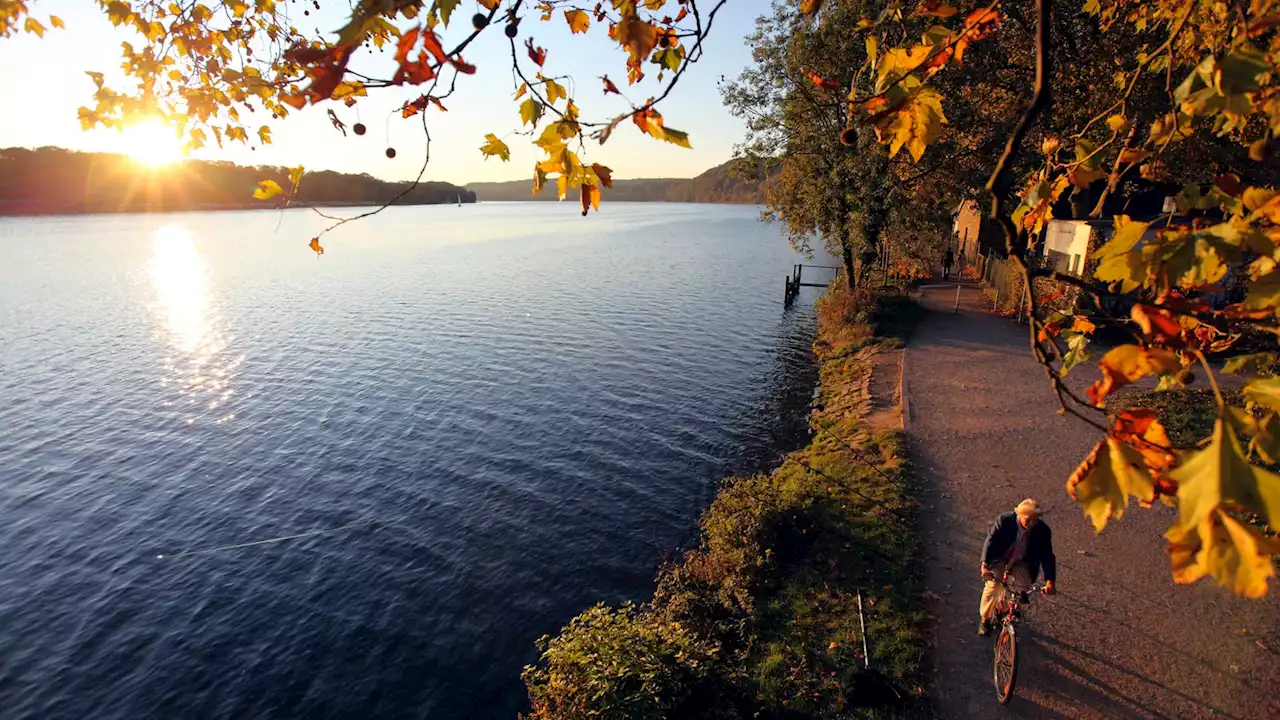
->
[[564, 9, 590, 34], [1166, 509, 1280, 598], [882, 87, 946, 161], [252, 179, 284, 200], [24, 17, 46, 37], [556, 174, 568, 200], [1067, 438, 1156, 532], [476, 0, 500, 8], [875, 45, 931, 94], [330, 81, 367, 101], [480, 133, 511, 161], [661, 127, 692, 149], [1171, 415, 1280, 532], [289, 165, 305, 187], [543, 78, 566, 105], [519, 98, 543, 127], [1106, 114, 1130, 133], [799, 0, 823, 14], [49, 15, 65, 29], [1243, 187, 1279, 214], [257, 126, 272, 145], [309, 238, 324, 255], [1091, 215, 1151, 292], [437, 0, 461, 26]]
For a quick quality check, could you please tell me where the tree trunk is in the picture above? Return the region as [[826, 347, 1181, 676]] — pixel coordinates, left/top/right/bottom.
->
[[842, 241, 856, 291]]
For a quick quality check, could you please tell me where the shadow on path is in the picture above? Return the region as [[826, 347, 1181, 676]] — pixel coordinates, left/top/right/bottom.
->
[[904, 282, 1279, 719]]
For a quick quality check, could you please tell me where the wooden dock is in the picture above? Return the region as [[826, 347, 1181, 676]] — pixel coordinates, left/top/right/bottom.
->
[[784, 264, 841, 306]]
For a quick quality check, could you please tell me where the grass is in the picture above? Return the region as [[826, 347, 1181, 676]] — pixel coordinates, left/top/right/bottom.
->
[[1115, 387, 1242, 447], [522, 286, 929, 719]]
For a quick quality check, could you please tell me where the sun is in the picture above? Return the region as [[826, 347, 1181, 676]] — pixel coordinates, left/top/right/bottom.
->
[[121, 120, 184, 167]]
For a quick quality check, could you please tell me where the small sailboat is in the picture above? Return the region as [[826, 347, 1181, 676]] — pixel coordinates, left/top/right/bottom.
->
[[456, 192, 462, 207]]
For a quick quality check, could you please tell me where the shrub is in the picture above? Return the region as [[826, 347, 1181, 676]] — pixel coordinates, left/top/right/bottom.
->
[[522, 603, 730, 720]]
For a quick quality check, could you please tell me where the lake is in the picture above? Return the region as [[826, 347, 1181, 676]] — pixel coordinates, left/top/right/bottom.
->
[[0, 202, 826, 719]]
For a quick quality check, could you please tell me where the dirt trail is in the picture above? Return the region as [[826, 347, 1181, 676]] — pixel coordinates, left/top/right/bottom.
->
[[904, 282, 1280, 720]]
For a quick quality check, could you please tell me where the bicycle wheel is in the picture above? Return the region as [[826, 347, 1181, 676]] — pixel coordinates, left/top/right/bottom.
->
[[993, 621, 1018, 704]]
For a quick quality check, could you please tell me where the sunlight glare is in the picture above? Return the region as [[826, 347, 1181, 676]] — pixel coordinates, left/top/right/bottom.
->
[[149, 224, 211, 355], [122, 120, 183, 167]]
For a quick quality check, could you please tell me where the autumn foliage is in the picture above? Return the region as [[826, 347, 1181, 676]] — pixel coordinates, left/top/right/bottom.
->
[[4, 0, 715, 238], [800, 0, 1280, 597]]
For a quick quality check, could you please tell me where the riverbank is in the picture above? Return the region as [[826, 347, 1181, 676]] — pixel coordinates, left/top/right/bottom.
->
[[521, 284, 928, 718]]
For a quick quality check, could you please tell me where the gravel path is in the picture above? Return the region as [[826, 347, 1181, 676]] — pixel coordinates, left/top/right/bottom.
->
[[905, 282, 1280, 720]]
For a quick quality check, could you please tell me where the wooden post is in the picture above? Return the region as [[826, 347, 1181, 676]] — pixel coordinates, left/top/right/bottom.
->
[[954, 284, 961, 314]]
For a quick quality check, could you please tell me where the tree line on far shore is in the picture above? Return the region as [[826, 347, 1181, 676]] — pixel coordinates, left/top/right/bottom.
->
[[0, 146, 474, 216]]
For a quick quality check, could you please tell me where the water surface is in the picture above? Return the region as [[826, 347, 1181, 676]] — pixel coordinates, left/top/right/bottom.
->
[[0, 202, 823, 719]]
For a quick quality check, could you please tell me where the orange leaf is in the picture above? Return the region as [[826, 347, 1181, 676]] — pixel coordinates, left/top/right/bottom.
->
[[449, 57, 477, 74], [580, 183, 600, 216], [633, 99, 664, 138], [421, 31, 448, 64], [1086, 345, 1182, 406], [394, 27, 420, 68], [1110, 408, 1176, 479], [1071, 316, 1097, 334], [309, 238, 324, 255], [1132, 305, 1186, 347], [806, 71, 842, 92], [592, 163, 613, 188]]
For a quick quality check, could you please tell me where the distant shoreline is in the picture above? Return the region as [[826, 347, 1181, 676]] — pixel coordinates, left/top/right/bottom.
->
[[0, 198, 473, 219]]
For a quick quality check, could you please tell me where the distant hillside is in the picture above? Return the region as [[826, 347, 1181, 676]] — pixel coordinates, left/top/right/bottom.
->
[[0, 146, 474, 216], [467, 160, 773, 204]]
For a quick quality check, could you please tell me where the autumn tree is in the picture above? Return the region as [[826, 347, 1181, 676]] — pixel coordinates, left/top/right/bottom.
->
[[724, 0, 959, 288], [824, 0, 1280, 596]]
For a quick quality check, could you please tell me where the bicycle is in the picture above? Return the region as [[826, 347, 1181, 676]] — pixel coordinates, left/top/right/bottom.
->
[[986, 572, 1045, 705]]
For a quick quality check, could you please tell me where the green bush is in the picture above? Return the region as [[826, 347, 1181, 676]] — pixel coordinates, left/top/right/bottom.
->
[[522, 603, 732, 720]]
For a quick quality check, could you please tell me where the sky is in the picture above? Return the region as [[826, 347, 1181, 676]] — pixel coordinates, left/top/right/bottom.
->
[[0, 0, 766, 184]]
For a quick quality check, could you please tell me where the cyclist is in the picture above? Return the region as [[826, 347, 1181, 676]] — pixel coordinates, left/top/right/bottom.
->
[[978, 499, 1057, 636]]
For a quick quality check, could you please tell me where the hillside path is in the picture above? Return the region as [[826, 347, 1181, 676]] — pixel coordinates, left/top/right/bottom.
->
[[904, 281, 1280, 720]]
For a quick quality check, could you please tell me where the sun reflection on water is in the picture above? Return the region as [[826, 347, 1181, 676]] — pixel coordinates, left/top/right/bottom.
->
[[148, 225, 242, 425]]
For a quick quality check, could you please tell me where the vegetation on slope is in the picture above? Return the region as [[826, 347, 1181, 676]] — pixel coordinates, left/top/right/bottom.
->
[[521, 285, 927, 719], [0, 147, 473, 215], [467, 160, 774, 204]]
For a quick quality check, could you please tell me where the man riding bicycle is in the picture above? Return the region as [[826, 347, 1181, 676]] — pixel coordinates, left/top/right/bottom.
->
[[978, 499, 1057, 636]]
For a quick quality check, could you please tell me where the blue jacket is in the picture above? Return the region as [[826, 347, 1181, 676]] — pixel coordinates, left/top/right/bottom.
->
[[981, 512, 1056, 582]]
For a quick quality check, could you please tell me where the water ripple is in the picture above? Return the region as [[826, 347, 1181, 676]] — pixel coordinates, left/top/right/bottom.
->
[[0, 203, 824, 719]]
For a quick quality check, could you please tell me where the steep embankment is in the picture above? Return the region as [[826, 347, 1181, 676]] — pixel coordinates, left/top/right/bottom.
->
[[467, 160, 774, 204], [520, 285, 929, 719]]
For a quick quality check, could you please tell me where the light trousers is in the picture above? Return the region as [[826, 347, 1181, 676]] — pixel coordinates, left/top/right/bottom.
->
[[980, 562, 1032, 621]]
